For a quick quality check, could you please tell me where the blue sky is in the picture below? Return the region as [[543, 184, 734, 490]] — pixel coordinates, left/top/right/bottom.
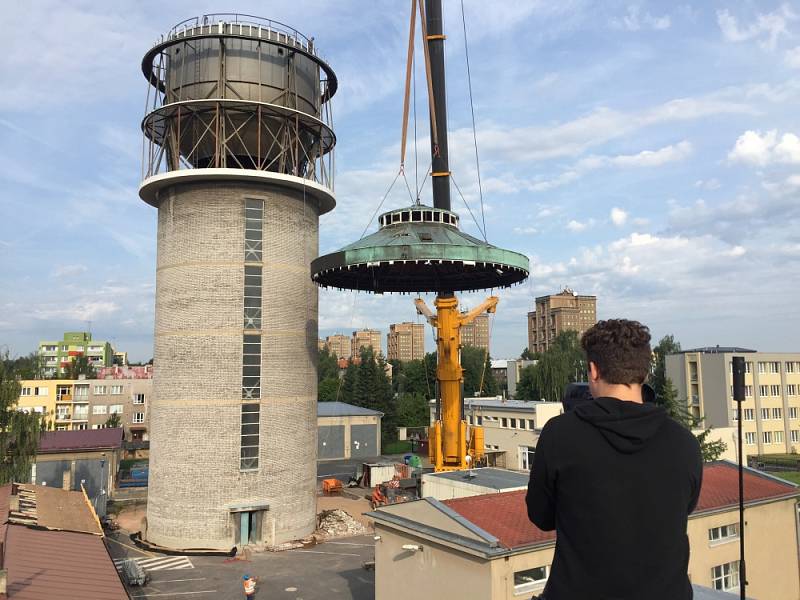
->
[[1, 1, 799, 361]]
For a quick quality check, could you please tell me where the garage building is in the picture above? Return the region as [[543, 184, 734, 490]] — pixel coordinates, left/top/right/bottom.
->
[[317, 402, 383, 461]]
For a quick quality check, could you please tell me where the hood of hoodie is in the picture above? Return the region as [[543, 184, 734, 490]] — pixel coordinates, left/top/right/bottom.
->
[[574, 396, 668, 454]]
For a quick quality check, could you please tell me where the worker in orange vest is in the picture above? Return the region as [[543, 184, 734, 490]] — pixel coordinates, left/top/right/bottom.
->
[[242, 574, 259, 598]]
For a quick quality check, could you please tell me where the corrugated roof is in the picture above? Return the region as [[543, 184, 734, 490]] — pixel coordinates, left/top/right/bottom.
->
[[4, 526, 128, 599], [442, 462, 799, 550], [38, 428, 123, 453], [317, 401, 383, 417], [695, 462, 799, 513]]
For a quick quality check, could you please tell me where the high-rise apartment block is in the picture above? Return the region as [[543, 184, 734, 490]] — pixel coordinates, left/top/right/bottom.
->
[[387, 322, 425, 362], [667, 347, 800, 456], [461, 313, 489, 351], [527, 288, 596, 354], [38, 332, 116, 377], [352, 329, 382, 357], [325, 334, 352, 360]]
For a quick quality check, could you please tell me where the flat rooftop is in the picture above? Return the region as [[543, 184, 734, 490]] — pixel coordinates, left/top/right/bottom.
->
[[317, 401, 384, 417], [425, 467, 529, 490]]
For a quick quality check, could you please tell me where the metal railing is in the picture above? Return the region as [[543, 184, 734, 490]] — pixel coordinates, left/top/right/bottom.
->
[[166, 14, 314, 51]]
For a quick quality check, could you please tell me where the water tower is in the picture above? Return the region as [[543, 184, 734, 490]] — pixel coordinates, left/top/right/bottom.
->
[[139, 14, 337, 550]]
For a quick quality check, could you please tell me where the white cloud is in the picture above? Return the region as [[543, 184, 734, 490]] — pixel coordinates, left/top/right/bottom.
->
[[610, 6, 671, 31], [610, 208, 628, 226], [717, 4, 796, 50], [513, 226, 538, 235], [787, 47, 800, 68], [728, 130, 800, 166], [567, 219, 592, 232], [695, 178, 721, 190], [52, 264, 88, 278]]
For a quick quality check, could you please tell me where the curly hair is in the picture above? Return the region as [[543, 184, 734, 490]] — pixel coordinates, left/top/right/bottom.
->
[[581, 319, 652, 385]]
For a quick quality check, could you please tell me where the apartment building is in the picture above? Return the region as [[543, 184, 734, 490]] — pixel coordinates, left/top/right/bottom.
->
[[323, 334, 352, 360], [429, 397, 562, 471], [369, 462, 800, 600], [527, 288, 596, 354], [38, 331, 116, 377], [387, 322, 425, 362], [667, 348, 800, 456], [17, 376, 151, 441], [461, 313, 490, 351], [352, 328, 382, 357]]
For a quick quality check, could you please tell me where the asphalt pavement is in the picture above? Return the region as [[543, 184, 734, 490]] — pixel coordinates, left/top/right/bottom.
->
[[108, 532, 376, 600]]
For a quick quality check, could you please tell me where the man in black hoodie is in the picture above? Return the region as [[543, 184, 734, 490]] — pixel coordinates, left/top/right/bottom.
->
[[526, 319, 702, 600]]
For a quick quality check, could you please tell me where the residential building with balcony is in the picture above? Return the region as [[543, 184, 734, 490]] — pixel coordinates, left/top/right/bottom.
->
[[667, 347, 800, 456], [387, 322, 425, 362], [323, 334, 352, 361], [526, 288, 596, 354], [352, 328, 383, 358], [17, 375, 151, 441], [38, 331, 116, 377]]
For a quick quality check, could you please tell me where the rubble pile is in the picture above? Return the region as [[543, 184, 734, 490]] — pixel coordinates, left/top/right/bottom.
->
[[316, 509, 367, 538]]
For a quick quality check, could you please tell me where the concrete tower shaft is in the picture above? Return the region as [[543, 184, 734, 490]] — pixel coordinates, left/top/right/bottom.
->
[[140, 14, 336, 551]]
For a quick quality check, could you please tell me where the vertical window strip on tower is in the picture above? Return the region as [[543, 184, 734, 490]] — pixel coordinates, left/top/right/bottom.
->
[[242, 335, 261, 399], [244, 265, 262, 329], [241, 403, 260, 470], [244, 199, 264, 261]]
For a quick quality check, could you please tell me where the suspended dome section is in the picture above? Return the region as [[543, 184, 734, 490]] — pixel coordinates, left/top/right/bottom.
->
[[311, 204, 529, 293]]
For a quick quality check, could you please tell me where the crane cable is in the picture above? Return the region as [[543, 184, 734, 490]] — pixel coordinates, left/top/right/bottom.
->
[[400, 0, 439, 170]]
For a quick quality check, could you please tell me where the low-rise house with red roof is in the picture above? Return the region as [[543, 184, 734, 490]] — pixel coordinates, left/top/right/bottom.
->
[[0, 482, 129, 599], [368, 461, 799, 599]]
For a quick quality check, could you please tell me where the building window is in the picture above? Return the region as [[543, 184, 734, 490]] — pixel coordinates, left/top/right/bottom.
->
[[244, 265, 263, 329], [763, 431, 773, 444], [528, 419, 535, 430], [773, 407, 783, 420], [771, 385, 781, 397], [501, 418, 508, 428], [241, 403, 260, 470], [133, 412, 145, 424], [510, 418, 517, 429], [792, 430, 799, 443], [790, 407, 798, 420], [513, 566, 549, 594], [758, 362, 766, 374], [519, 446, 536, 471], [109, 405, 123, 414], [759, 385, 769, 397], [745, 432, 756, 445], [746, 385, 753, 397], [732, 409, 738, 421], [775, 430, 784, 444], [92, 405, 107, 415], [74, 385, 89, 398], [788, 385, 798, 397], [761, 408, 770, 420], [74, 423, 88, 431], [770, 361, 780, 373], [711, 561, 740, 592], [242, 335, 261, 399], [133, 393, 146, 405], [477, 416, 483, 426], [94, 385, 106, 395], [787, 362, 797, 373], [111, 385, 123, 395], [20, 387, 32, 396], [708, 523, 739, 544], [244, 199, 264, 261]]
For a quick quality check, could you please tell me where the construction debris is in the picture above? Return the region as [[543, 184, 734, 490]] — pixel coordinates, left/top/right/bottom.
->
[[316, 509, 367, 538]]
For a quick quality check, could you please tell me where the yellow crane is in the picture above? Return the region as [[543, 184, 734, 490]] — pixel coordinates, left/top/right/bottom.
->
[[415, 295, 497, 471]]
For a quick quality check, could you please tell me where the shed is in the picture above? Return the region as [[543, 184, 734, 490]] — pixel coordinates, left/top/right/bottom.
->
[[421, 467, 528, 500], [317, 402, 383, 461]]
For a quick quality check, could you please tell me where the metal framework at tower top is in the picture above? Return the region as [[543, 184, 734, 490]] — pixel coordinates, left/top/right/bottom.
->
[[140, 15, 337, 193], [311, 0, 530, 472]]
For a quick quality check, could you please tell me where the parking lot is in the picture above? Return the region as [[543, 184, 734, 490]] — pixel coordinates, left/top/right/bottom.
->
[[108, 532, 376, 600]]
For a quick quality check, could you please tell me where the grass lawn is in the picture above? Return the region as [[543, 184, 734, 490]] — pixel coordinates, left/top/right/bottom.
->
[[772, 471, 800, 485], [383, 440, 412, 455]]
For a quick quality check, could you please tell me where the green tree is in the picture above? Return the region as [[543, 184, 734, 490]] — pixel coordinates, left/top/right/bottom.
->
[[651, 334, 681, 401], [318, 377, 340, 402], [3, 352, 45, 380], [520, 347, 535, 360], [395, 393, 429, 427], [340, 362, 358, 405], [515, 331, 585, 401], [105, 413, 122, 428], [64, 355, 96, 380], [0, 353, 44, 484], [462, 346, 497, 397], [318, 347, 339, 382]]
